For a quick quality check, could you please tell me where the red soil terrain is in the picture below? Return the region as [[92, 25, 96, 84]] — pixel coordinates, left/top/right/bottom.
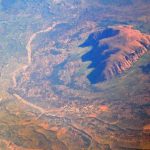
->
[[103, 25, 150, 79]]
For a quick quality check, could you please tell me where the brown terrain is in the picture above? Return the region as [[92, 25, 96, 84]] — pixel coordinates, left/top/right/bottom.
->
[[103, 26, 150, 79], [0, 0, 150, 149], [5, 24, 149, 149]]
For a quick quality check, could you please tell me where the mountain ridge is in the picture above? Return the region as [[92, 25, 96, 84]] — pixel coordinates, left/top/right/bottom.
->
[[81, 25, 150, 83]]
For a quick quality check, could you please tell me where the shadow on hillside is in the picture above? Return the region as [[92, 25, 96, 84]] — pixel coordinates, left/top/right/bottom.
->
[[140, 63, 150, 74], [79, 28, 119, 84]]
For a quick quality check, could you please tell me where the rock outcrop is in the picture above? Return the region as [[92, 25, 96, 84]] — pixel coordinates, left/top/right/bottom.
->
[[81, 25, 150, 83]]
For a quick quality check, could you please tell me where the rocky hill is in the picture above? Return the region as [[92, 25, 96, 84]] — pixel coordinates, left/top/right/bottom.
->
[[80, 25, 150, 83]]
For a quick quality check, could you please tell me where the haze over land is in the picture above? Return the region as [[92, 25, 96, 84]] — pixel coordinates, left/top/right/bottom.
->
[[0, 0, 150, 150]]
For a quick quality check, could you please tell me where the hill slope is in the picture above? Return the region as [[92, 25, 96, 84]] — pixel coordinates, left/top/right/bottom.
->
[[81, 25, 150, 83]]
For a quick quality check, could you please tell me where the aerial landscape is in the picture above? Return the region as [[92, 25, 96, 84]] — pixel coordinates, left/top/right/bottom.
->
[[0, 0, 150, 149]]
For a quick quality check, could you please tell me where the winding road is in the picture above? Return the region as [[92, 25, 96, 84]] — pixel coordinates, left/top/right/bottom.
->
[[26, 23, 58, 64], [12, 22, 61, 113], [12, 22, 58, 87]]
